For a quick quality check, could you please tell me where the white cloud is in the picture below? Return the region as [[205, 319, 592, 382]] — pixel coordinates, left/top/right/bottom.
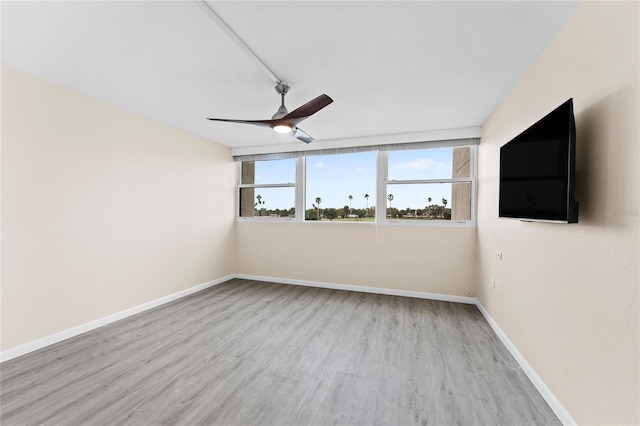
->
[[391, 158, 440, 171], [314, 160, 324, 169]]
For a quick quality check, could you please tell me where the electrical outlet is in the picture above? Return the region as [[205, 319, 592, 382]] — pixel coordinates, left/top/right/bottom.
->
[[497, 251, 503, 260], [490, 278, 496, 288]]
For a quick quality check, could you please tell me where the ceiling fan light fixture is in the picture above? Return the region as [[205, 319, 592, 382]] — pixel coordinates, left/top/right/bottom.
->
[[273, 124, 292, 133]]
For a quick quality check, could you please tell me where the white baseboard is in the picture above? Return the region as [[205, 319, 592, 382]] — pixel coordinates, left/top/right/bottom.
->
[[475, 302, 576, 426], [0, 275, 234, 363], [233, 273, 477, 305]]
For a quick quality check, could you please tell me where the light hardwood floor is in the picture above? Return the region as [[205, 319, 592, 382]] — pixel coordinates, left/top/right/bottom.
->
[[1, 279, 560, 425]]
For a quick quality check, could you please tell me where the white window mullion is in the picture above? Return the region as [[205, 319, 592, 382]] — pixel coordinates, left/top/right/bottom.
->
[[296, 155, 305, 222], [239, 183, 296, 189], [376, 150, 387, 223], [386, 177, 473, 185], [470, 144, 478, 226], [235, 161, 241, 219]]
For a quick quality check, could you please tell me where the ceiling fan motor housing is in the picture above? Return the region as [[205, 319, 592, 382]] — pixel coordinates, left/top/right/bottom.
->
[[272, 104, 288, 120]]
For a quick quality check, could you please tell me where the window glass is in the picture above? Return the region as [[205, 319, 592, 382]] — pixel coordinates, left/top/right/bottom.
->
[[239, 187, 295, 218], [386, 183, 453, 220], [388, 147, 470, 180], [305, 152, 376, 221], [241, 159, 296, 185]]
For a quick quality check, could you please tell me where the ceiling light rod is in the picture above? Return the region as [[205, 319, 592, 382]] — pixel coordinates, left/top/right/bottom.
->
[[198, 1, 283, 85]]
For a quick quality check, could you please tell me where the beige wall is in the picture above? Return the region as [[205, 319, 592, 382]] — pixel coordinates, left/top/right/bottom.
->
[[1, 67, 236, 351], [236, 222, 475, 297], [476, 2, 639, 425]]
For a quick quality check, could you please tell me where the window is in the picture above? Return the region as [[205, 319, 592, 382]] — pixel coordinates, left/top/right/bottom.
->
[[235, 139, 477, 225], [305, 152, 376, 221], [238, 158, 296, 219], [384, 146, 473, 222]]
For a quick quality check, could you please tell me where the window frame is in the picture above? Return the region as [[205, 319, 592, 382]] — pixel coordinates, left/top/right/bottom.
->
[[235, 158, 300, 222], [235, 143, 477, 227], [376, 146, 477, 227]]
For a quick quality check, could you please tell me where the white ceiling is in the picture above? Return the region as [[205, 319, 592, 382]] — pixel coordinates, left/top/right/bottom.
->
[[1, 1, 580, 154]]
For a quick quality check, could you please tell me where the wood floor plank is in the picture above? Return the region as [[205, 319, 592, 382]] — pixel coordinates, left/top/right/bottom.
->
[[1, 279, 561, 425]]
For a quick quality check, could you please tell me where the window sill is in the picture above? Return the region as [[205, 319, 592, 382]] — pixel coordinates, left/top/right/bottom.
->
[[236, 217, 475, 227]]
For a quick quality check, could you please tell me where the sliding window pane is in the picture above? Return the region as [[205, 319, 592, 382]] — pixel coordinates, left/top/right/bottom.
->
[[388, 147, 470, 180], [386, 183, 455, 220], [239, 187, 295, 218], [241, 159, 296, 185]]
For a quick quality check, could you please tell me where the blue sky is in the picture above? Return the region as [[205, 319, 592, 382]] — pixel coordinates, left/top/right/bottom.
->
[[251, 148, 456, 211], [306, 151, 376, 210]]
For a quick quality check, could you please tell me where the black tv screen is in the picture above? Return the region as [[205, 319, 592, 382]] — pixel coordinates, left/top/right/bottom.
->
[[499, 99, 578, 223]]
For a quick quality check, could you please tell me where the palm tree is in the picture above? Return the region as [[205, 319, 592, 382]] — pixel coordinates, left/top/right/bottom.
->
[[315, 197, 322, 220], [442, 197, 448, 218], [256, 194, 263, 216], [427, 197, 432, 218], [387, 194, 394, 217], [364, 194, 370, 216], [348, 194, 353, 216]]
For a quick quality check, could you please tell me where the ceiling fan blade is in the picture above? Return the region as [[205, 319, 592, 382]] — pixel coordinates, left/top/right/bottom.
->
[[206, 117, 274, 128], [293, 127, 314, 144], [207, 93, 331, 143], [284, 94, 333, 121]]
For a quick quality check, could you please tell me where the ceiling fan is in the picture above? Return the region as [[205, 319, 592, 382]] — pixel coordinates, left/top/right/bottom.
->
[[207, 83, 333, 144]]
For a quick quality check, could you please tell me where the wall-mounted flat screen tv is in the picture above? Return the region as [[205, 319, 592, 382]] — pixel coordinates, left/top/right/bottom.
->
[[499, 98, 579, 223]]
